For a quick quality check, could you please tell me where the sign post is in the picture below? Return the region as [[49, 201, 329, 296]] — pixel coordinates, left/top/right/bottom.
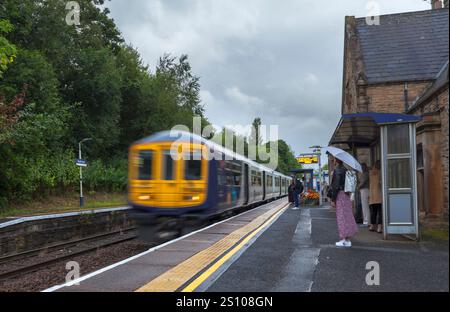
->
[[298, 150, 323, 206], [77, 138, 92, 208]]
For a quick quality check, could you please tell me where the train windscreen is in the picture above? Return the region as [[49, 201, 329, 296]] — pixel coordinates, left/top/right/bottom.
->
[[184, 150, 202, 180], [162, 150, 175, 180], [138, 150, 153, 180]]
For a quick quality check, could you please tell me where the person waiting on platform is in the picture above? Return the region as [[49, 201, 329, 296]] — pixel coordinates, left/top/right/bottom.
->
[[358, 163, 370, 226], [330, 157, 358, 247], [369, 160, 383, 233], [292, 176, 303, 210], [288, 178, 295, 203], [300, 176, 307, 206]]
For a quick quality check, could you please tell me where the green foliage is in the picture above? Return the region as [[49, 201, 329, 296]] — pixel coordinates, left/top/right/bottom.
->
[[0, 1, 299, 211], [272, 139, 301, 175], [249, 117, 262, 146], [0, 19, 16, 77], [0, 1, 208, 209], [84, 158, 128, 193], [68, 47, 123, 156], [210, 126, 300, 176]]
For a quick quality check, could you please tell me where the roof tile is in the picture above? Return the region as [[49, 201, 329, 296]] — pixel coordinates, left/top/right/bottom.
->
[[356, 9, 449, 84]]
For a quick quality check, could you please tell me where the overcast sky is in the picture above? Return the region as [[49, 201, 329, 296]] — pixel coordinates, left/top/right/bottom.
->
[[104, 0, 430, 162]]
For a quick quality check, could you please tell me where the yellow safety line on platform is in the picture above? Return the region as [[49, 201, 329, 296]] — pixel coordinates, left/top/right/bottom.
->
[[135, 201, 289, 292], [181, 204, 287, 292]]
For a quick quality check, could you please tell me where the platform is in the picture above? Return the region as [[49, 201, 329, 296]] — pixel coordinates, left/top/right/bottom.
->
[[45, 200, 449, 292], [46, 199, 289, 292]]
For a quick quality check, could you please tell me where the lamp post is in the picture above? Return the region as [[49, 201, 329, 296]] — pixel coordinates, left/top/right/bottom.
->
[[309, 145, 322, 206], [78, 138, 92, 207]]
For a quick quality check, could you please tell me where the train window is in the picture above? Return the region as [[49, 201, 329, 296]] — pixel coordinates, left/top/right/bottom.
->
[[162, 150, 175, 180], [137, 150, 153, 180], [251, 169, 262, 186], [184, 150, 202, 180], [256, 172, 262, 186]]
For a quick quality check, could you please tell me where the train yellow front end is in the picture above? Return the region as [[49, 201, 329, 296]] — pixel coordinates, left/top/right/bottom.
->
[[128, 138, 209, 214]]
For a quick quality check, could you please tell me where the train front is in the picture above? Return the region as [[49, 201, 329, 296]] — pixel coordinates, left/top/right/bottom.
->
[[128, 132, 210, 222]]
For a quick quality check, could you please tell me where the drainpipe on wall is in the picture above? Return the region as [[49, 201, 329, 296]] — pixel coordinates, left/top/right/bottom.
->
[[404, 82, 409, 112]]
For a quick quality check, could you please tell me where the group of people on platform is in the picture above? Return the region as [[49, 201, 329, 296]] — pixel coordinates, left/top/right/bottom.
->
[[358, 161, 383, 233], [288, 156, 383, 248], [287, 176, 305, 210]]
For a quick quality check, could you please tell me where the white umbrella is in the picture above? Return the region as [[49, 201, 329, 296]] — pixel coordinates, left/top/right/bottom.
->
[[322, 146, 362, 173]]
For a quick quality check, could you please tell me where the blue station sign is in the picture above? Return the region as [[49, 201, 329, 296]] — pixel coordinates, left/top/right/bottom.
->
[[75, 159, 88, 167]]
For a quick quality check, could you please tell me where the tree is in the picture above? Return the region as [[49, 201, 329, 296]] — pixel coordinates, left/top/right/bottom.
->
[[0, 19, 16, 77], [249, 117, 262, 146], [267, 139, 301, 175], [66, 47, 123, 158], [0, 85, 26, 143]]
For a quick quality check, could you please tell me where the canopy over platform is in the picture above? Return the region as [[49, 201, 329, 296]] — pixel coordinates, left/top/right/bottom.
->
[[329, 112, 421, 147]]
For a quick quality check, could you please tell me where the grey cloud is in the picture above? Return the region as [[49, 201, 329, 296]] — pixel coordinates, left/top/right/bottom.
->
[[104, 0, 429, 162]]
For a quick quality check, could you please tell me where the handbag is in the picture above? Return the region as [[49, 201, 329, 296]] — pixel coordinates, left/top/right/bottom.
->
[[344, 170, 357, 193], [326, 188, 333, 198]]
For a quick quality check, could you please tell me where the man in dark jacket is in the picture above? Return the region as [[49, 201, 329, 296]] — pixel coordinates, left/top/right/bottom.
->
[[293, 176, 303, 210]]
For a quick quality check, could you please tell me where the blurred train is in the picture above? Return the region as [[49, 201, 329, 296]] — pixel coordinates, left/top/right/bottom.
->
[[128, 131, 291, 227]]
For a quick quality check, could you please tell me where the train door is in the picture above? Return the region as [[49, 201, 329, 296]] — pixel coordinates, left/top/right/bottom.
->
[[158, 147, 182, 204], [244, 163, 249, 205], [262, 171, 266, 200]]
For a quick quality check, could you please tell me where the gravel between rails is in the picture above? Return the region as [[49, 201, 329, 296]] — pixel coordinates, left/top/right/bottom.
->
[[0, 239, 152, 292]]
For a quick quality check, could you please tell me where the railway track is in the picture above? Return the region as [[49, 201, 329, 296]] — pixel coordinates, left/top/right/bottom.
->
[[0, 197, 286, 283], [0, 228, 138, 280]]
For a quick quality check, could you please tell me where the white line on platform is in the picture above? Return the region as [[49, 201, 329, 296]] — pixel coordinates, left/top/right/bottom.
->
[[42, 199, 286, 292], [0, 207, 131, 229]]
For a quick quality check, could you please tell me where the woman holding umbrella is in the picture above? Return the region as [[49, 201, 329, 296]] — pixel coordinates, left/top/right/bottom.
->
[[325, 147, 359, 248]]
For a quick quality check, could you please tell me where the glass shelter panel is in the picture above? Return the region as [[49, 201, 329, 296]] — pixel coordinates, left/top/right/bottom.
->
[[387, 159, 412, 189], [387, 124, 410, 154]]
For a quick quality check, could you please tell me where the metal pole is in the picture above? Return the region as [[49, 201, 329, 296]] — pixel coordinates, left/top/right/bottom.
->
[[318, 151, 322, 206], [79, 141, 84, 207]]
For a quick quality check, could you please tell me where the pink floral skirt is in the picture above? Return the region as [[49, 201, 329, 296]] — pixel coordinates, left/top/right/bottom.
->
[[336, 191, 358, 239]]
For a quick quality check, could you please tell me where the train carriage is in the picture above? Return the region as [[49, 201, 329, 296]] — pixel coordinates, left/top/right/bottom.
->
[[128, 130, 291, 217]]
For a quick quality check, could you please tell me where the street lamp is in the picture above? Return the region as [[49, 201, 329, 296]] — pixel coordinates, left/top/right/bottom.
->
[[78, 138, 92, 208], [309, 145, 323, 206]]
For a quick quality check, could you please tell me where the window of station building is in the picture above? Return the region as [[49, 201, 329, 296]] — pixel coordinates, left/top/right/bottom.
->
[[184, 149, 202, 180], [161, 150, 176, 180], [137, 150, 153, 180], [417, 144, 424, 169]]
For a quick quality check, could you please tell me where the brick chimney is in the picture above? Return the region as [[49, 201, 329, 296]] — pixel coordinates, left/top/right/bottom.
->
[[431, 0, 443, 9]]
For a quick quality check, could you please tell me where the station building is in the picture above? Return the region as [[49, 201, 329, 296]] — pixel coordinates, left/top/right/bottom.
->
[[329, 4, 449, 229]]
